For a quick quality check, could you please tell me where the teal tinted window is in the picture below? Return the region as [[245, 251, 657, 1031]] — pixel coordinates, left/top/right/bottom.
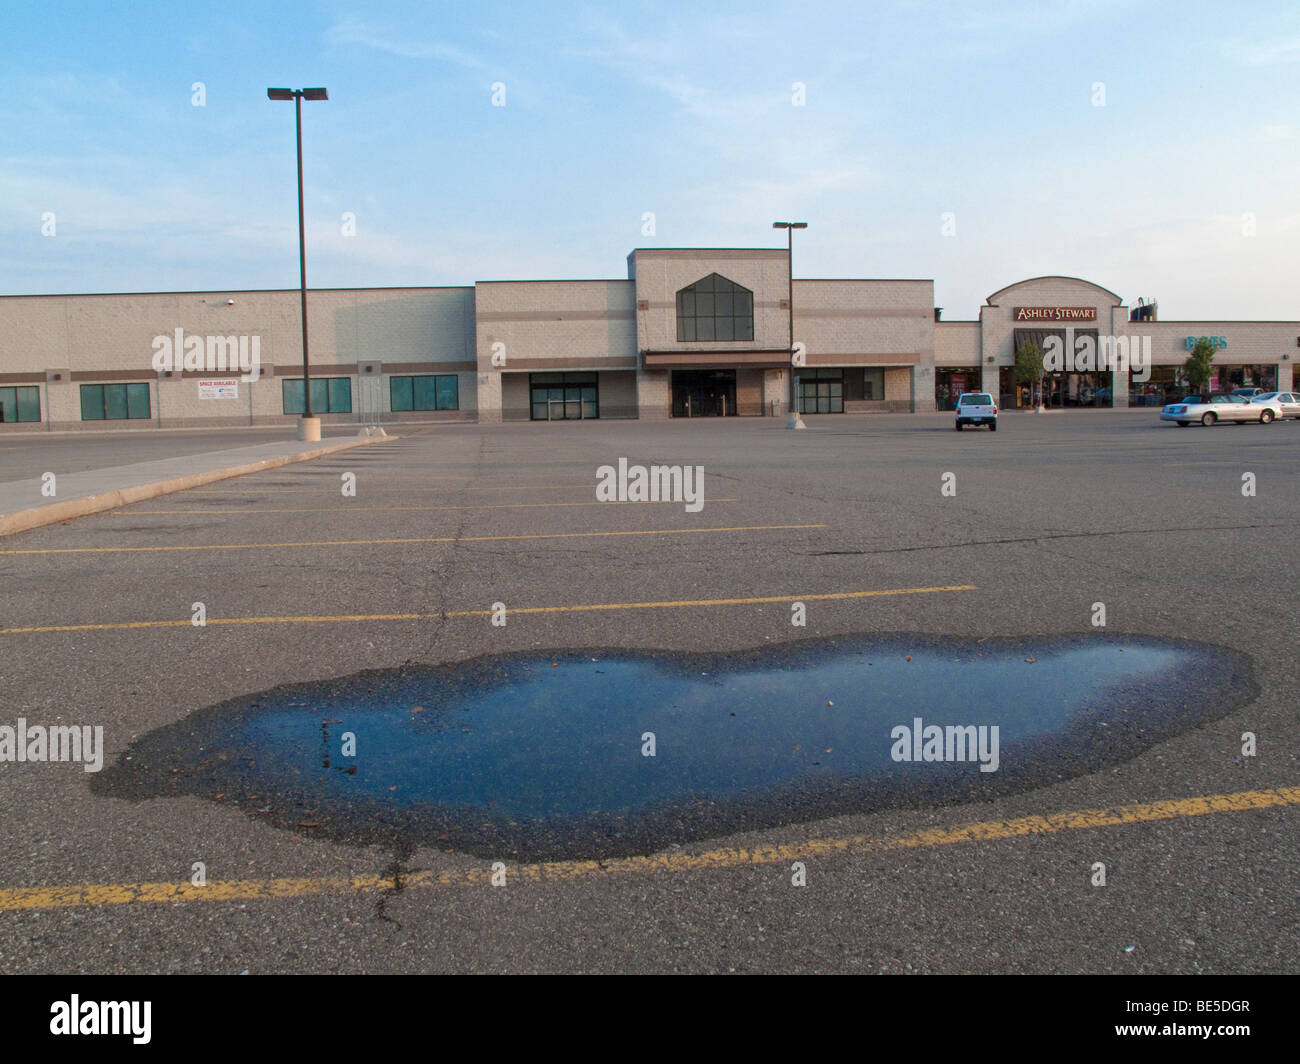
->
[[17, 387, 41, 422], [390, 375, 457, 412], [282, 379, 304, 414], [327, 377, 351, 413], [390, 377, 413, 411], [435, 375, 458, 410], [126, 382, 151, 419], [0, 386, 40, 423], [80, 385, 105, 420], [283, 377, 351, 413], [80, 383, 148, 420], [412, 376, 438, 410], [104, 385, 129, 420]]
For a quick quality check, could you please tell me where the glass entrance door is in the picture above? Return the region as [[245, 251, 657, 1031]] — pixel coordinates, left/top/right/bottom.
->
[[671, 370, 736, 417], [529, 374, 598, 420]]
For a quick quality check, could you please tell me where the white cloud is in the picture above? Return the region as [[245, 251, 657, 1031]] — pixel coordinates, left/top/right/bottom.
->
[[1224, 35, 1300, 66], [324, 16, 493, 71]]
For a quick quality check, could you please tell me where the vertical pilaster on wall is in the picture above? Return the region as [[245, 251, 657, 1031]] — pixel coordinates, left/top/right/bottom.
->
[[1112, 369, 1129, 408], [981, 362, 999, 397], [912, 366, 936, 413], [477, 372, 502, 424], [1277, 361, 1293, 391]]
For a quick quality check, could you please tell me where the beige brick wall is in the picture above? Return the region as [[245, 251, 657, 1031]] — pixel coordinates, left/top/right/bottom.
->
[[631, 249, 791, 353], [1133, 322, 1299, 367], [793, 279, 934, 364], [474, 280, 636, 367], [980, 277, 1123, 368], [935, 322, 981, 364], [500, 372, 530, 420], [599, 370, 637, 419], [1, 286, 476, 428], [736, 368, 763, 415], [638, 368, 671, 420]]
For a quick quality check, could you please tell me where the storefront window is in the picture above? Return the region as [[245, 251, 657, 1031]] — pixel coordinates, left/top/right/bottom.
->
[[530, 373, 598, 420], [1130, 365, 1189, 407], [936, 367, 980, 409], [1212, 364, 1276, 392], [1042, 371, 1112, 408], [799, 369, 843, 414]]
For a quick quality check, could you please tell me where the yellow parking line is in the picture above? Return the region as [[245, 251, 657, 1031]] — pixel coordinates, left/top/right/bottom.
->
[[0, 584, 973, 634], [181, 483, 596, 494], [1, 784, 1294, 911], [0, 523, 824, 556], [114, 499, 740, 515]]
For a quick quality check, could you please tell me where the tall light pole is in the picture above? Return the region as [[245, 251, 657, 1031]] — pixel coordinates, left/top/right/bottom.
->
[[268, 86, 328, 442], [773, 221, 807, 429]]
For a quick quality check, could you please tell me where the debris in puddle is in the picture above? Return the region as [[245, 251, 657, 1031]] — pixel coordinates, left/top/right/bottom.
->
[[92, 636, 1253, 862]]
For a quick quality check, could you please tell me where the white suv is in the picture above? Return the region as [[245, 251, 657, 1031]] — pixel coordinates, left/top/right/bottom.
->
[[955, 392, 998, 431]]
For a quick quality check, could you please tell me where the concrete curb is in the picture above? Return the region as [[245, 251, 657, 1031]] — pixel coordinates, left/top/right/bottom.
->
[[0, 434, 395, 539]]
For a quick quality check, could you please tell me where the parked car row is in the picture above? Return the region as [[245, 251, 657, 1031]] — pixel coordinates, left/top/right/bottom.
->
[[1159, 392, 1300, 427]]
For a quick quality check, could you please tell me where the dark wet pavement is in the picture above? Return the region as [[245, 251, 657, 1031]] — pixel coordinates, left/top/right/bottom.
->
[[94, 635, 1254, 861]]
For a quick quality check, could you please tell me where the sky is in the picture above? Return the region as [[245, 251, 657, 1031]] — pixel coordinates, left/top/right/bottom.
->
[[1, 0, 1297, 320]]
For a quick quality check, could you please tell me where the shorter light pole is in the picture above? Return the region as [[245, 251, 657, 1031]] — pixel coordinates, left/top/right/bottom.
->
[[268, 86, 328, 441], [773, 221, 807, 429]]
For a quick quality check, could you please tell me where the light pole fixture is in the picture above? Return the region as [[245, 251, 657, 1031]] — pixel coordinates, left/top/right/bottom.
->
[[773, 221, 808, 429], [267, 86, 328, 441]]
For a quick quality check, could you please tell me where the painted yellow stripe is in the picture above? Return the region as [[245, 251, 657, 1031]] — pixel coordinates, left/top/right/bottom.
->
[[181, 483, 596, 494], [0, 584, 974, 635], [1, 785, 1294, 911], [114, 499, 740, 515], [0, 523, 824, 556]]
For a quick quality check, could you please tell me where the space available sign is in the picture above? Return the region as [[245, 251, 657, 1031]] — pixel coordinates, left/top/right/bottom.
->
[[198, 379, 239, 400], [1014, 307, 1097, 322]]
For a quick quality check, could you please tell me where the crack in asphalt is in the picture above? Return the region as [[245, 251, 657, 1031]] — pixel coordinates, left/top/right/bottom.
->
[[800, 522, 1286, 556]]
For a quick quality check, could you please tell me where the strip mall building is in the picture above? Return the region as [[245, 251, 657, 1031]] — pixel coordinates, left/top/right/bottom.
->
[[1, 247, 1295, 430]]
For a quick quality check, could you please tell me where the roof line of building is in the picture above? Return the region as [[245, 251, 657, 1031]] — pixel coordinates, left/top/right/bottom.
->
[[985, 275, 1124, 304], [0, 285, 474, 299], [629, 247, 789, 252]]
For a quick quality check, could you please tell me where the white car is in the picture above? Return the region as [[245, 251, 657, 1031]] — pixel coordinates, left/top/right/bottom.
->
[[1250, 392, 1300, 419], [1160, 393, 1283, 426], [954, 392, 998, 431]]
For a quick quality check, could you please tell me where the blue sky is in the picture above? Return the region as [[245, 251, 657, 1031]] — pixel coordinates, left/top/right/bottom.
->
[[2, 0, 1297, 318]]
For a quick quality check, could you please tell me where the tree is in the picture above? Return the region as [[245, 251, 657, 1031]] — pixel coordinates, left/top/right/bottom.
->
[[1015, 340, 1044, 410], [1183, 337, 1216, 395]]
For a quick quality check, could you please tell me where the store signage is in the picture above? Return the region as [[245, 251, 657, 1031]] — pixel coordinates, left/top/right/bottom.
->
[[197, 378, 239, 400], [1014, 307, 1096, 322], [1184, 335, 1227, 349]]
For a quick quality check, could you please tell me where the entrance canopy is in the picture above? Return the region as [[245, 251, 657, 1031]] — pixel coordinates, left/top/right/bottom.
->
[[643, 349, 789, 370]]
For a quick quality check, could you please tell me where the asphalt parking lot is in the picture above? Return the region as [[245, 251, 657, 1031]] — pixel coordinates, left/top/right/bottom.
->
[[0, 410, 1296, 973]]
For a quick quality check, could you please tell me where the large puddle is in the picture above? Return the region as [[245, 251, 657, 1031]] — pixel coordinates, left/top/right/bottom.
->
[[94, 635, 1254, 861]]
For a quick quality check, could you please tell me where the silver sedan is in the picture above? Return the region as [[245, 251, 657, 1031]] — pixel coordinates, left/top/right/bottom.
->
[[1250, 392, 1300, 419], [1160, 393, 1284, 426]]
